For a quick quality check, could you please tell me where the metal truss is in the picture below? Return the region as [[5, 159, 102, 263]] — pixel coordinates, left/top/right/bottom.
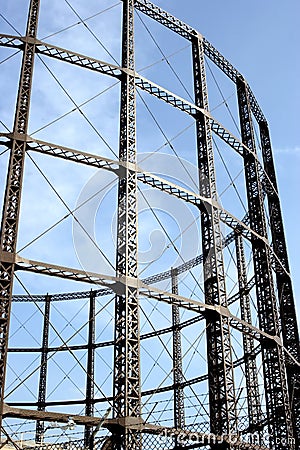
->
[[0, 1, 299, 449], [85, 292, 96, 449], [259, 121, 300, 446], [9, 223, 248, 304], [35, 294, 51, 444], [0, 38, 275, 196], [113, 1, 141, 449], [1, 403, 271, 450], [0, 136, 284, 251], [0, 0, 40, 428], [133, 0, 266, 122], [234, 233, 262, 439], [6, 254, 293, 355], [171, 268, 185, 432], [236, 77, 295, 448], [192, 35, 237, 439]]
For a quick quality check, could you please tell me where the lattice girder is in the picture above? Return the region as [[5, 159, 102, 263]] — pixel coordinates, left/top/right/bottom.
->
[[0, 1, 298, 450]]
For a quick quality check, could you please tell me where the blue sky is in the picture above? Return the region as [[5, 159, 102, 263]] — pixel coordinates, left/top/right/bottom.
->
[[163, 0, 300, 311], [0, 0, 299, 436], [0, 0, 298, 335]]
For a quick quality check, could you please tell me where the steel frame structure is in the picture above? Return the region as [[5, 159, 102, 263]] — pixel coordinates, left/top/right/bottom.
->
[[0, 1, 299, 449]]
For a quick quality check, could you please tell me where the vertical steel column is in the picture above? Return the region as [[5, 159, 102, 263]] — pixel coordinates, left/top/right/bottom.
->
[[35, 294, 51, 444], [171, 268, 185, 431], [234, 233, 262, 439], [259, 120, 300, 445], [113, 1, 141, 449], [192, 34, 237, 442], [85, 291, 96, 449], [0, 0, 40, 427], [236, 76, 294, 449]]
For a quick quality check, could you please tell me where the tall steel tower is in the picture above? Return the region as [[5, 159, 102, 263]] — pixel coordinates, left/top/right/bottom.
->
[[0, 1, 299, 449]]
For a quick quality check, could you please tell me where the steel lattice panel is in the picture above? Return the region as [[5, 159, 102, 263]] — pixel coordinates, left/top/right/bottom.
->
[[0, 1, 299, 450]]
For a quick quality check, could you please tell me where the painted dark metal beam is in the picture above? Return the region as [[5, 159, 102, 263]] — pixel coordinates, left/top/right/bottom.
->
[[192, 34, 237, 441], [10, 224, 248, 304], [259, 120, 300, 447], [12, 254, 297, 352], [0, 2, 298, 448], [113, 1, 141, 449], [236, 76, 295, 449], [133, 0, 266, 121], [35, 294, 51, 444], [0, 0, 41, 429], [84, 291, 96, 449], [2, 404, 271, 450], [235, 233, 262, 440], [171, 268, 185, 431]]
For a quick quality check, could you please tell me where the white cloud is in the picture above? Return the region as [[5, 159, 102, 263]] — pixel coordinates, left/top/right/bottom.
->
[[274, 146, 300, 156]]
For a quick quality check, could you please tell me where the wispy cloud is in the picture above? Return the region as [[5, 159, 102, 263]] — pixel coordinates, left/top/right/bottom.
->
[[274, 146, 300, 156]]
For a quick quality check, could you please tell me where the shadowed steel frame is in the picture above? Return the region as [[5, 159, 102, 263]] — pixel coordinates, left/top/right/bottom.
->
[[0, 0, 299, 449]]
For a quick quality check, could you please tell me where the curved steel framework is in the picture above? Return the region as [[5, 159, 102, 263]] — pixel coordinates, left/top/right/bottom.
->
[[0, 1, 299, 449]]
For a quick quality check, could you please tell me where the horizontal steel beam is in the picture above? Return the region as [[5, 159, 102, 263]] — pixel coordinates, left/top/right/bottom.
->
[[134, 0, 195, 40], [36, 41, 122, 78], [0, 25, 266, 125], [12, 287, 112, 302], [0, 37, 274, 194], [27, 136, 120, 173], [3, 135, 251, 238], [133, 0, 266, 122], [0, 35, 270, 194], [5, 347, 260, 407], [140, 283, 282, 347], [135, 75, 197, 114], [11, 253, 288, 350], [3, 404, 269, 448], [0, 133, 282, 273], [0, 34, 23, 49], [137, 171, 259, 241], [0, 132, 285, 275], [25, 134, 259, 209], [3, 404, 115, 428], [135, 75, 276, 195], [11, 224, 246, 303], [13, 254, 121, 291]]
